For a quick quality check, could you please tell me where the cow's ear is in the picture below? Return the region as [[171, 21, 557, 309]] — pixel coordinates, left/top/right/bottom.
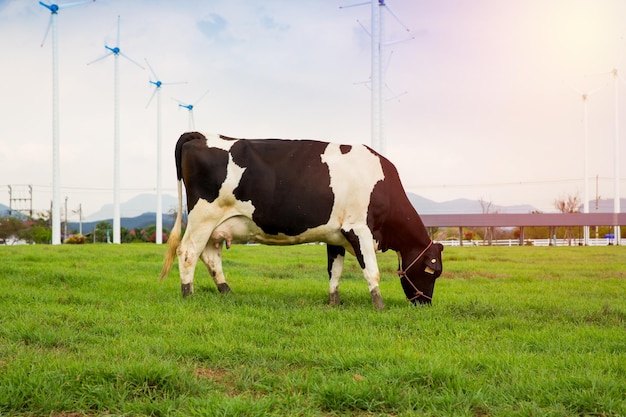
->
[[425, 256, 442, 274], [425, 243, 443, 275]]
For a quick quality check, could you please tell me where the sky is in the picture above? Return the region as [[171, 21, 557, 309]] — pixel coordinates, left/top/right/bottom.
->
[[1, 0, 626, 220]]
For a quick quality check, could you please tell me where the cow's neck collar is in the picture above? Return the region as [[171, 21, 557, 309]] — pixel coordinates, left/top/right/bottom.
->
[[398, 240, 433, 277], [397, 240, 434, 302]]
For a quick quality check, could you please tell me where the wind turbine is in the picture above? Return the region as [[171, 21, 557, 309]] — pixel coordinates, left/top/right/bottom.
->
[[145, 59, 187, 244], [39, 0, 96, 245], [88, 16, 144, 245], [341, 0, 412, 156], [572, 84, 603, 245], [172, 88, 210, 131], [603, 68, 623, 245]]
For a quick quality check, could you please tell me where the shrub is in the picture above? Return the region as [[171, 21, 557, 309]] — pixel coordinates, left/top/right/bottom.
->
[[65, 234, 86, 244]]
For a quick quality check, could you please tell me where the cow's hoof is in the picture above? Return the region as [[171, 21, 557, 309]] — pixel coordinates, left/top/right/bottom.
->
[[217, 283, 232, 294], [181, 283, 194, 297], [329, 291, 341, 306], [370, 288, 385, 310]]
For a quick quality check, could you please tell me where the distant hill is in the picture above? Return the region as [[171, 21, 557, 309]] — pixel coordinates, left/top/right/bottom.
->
[[406, 193, 537, 214], [85, 193, 178, 221], [0, 204, 27, 219], [578, 198, 626, 213], [14, 194, 626, 236], [68, 212, 175, 235], [0, 204, 11, 217]]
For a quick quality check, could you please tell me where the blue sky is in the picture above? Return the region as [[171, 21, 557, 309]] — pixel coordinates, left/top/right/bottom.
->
[[1, 0, 626, 218]]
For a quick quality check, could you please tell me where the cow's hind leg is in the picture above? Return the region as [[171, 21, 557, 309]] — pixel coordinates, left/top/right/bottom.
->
[[200, 241, 232, 294], [327, 244, 345, 306], [341, 227, 385, 309], [177, 238, 202, 297], [177, 215, 214, 297]]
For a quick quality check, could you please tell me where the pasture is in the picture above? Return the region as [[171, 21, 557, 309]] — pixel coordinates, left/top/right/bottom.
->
[[0, 243, 624, 417]]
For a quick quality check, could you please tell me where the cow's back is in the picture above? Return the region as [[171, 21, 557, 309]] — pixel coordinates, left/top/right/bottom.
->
[[229, 139, 335, 236], [179, 133, 387, 242]]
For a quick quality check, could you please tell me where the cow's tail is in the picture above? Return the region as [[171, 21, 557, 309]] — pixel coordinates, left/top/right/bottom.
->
[[159, 132, 207, 281], [159, 178, 183, 281]]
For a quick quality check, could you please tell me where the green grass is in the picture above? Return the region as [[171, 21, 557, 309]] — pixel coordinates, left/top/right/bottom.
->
[[0, 243, 624, 416]]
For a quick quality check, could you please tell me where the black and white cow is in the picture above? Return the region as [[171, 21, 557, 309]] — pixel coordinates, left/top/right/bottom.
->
[[160, 132, 443, 309]]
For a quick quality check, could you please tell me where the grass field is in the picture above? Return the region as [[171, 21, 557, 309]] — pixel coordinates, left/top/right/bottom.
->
[[0, 243, 624, 417]]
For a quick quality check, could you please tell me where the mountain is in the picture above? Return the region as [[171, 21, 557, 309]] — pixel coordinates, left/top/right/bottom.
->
[[67, 212, 175, 235], [85, 193, 178, 221], [406, 193, 537, 214], [0, 204, 10, 217], [0, 204, 27, 219], [578, 198, 626, 213]]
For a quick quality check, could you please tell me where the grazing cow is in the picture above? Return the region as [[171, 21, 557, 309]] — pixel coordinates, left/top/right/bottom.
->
[[160, 132, 443, 309]]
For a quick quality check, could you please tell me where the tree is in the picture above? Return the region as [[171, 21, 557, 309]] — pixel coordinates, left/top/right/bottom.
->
[[120, 227, 134, 243], [19, 224, 51, 244], [145, 224, 168, 243], [554, 194, 581, 214], [0, 216, 26, 244], [94, 221, 112, 243], [554, 193, 581, 245], [479, 197, 498, 245]]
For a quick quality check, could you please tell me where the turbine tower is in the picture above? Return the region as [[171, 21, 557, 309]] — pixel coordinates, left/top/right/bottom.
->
[[88, 16, 144, 245], [172, 88, 210, 131], [608, 68, 622, 245], [145, 59, 186, 244], [572, 85, 603, 245], [39, 0, 96, 244], [341, 0, 411, 155]]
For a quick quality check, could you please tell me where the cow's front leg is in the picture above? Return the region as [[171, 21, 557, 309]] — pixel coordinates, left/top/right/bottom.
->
[[327, 244, 346, 306], [200, 241, 232, 294], [341, 227, 385, 310]]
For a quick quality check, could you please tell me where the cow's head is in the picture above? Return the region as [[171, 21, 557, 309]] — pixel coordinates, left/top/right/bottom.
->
[[399, 242, 444, 305]]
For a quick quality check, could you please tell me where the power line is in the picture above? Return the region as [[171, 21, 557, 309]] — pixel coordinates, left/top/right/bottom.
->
[[407, 177, 621, 190]]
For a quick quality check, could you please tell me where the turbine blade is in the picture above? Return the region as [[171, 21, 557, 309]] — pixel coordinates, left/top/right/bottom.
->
[[144, 58, 159, 80], [586, 70, 614, 77], [568, 83, 583, 96], [386, 89, 408, 102], [145, 88, 158, 109], [339, 1, 369, 9], [356, 19, 371, 37], [162, 81, 188, 86], [86, 51, 113, 65], [384, 50, 394, 74], [40, 15, 53, 47], [58, 0, 96, 10], [39, 1, 54, 12], [382, 2, 410, 32], [587, 84, 607, 95], [384, 35, 415, 46], [193, 88, 211, 105], [116, 15, 120, 47], [171, 97, 188, 106], [119, 52, 145, 69]]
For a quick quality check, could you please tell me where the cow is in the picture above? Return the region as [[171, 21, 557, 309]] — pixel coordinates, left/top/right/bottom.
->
[[160, 132, 443, 309]]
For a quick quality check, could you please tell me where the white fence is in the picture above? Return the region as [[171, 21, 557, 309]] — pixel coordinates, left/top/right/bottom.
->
[[440, 238, 616, 247]]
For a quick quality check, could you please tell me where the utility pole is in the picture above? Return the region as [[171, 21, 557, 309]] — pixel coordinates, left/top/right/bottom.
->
[[8, 185, 34, 218], [73, 203, 83, 235], [7, 186, 12, 216], [29, 185, 32, 217], [64, 196, 68, 241], [595, 175, 600, 240]]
